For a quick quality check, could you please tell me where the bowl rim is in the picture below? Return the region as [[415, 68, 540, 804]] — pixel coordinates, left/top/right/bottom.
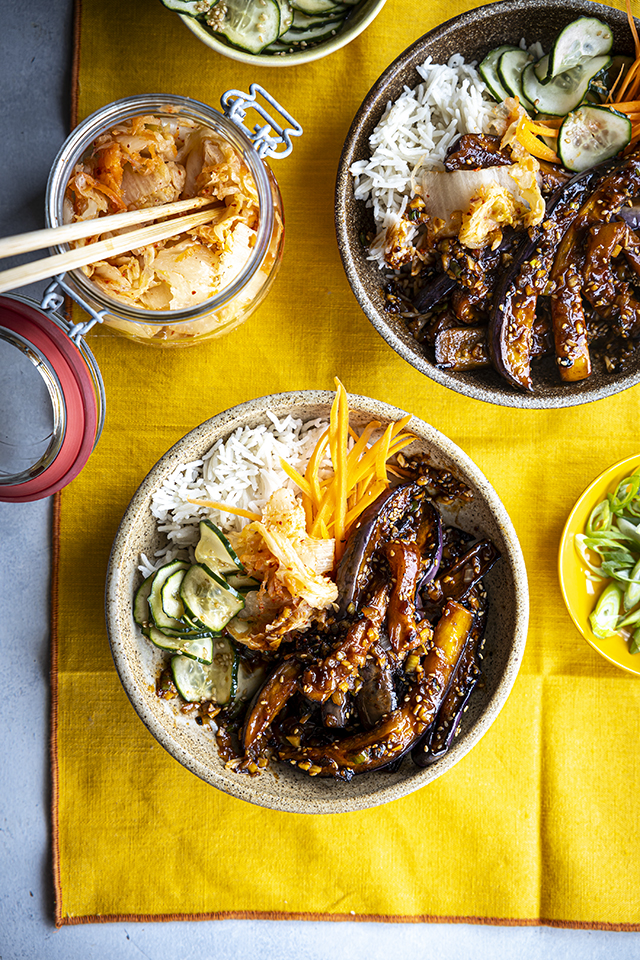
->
[[558, 452, 640, 676], [179, 0, 387, 66], [105, 389, 530, 813], [335, 0, 640, 409]]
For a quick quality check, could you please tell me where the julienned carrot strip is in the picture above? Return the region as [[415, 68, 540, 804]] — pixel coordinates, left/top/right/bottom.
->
[[279, 458, 313, 499], [333, 379, 349, 552], [606, 100, 640, 112], [615, 56, 640, 103], [626, 0, 640, 61], [345, 421, 380, 486], [526, 120, 559, 137], [347, 415, 413, 488], [304, 427, 329, 506], [376, 422, 394, 482], [186, 498, 261, 521], [515, 117, 560, 162], [344, 480, 389, 529]]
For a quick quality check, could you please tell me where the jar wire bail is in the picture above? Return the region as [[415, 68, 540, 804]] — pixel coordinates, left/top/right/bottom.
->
[[41, 275, 107, 345], [220, 84, 303, 159]]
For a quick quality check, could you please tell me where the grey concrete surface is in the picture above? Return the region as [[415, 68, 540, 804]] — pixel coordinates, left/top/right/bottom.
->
[[1, 1, 640, 957]]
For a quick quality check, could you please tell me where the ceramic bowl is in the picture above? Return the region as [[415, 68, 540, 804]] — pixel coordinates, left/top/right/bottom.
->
[[105, 390, 529, 813], [178, 0, 387, 67], [335, 0, 637, 409], [559, 454, 640, 676]]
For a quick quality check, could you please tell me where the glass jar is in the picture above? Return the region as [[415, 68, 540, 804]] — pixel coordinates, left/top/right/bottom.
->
[[0, 294, 105, 502], [45, 94, 287, 347]]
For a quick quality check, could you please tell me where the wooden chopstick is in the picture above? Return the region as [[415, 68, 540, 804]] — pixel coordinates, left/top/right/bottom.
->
[[0, 195, 215, 260], [0, 207, 223, 295]]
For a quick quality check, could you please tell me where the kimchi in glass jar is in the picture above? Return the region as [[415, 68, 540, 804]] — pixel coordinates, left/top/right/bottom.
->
[[45, 94, 285, 346]]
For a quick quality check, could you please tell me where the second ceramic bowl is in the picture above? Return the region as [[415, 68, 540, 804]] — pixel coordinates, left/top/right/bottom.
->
[[335, 0, 637, 409]]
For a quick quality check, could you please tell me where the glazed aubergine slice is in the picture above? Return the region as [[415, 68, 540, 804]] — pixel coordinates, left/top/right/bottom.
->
[[488, 164, 603, 391], [276, 599, 475, 778]]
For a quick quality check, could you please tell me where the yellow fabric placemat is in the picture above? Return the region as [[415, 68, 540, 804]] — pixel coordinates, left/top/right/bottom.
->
[[52, 0, 640, 929]]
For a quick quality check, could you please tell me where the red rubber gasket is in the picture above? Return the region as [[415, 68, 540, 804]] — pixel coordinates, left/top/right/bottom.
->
[[0, 297, 98, 502]]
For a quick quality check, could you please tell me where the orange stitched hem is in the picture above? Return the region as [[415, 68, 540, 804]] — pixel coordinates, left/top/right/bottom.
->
[[54, 909, 640, 931], [51, 491, 63, 928]]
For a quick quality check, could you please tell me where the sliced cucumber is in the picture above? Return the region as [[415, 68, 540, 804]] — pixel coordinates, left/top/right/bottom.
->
[[226, 573, 261, 593], [161, 0, 213, 13], [210, 634, 238, 704], [498, 48, 536, 111], [210, 0, 281, 53], [291, 8, 344, 27], [194, 519, 244, 577], [290, 0, 344, 12], [225, 614, 259, 642], [546, 17, 613, 80], [148, 560, 190, 631], [282, 20, 341, 42], [275, 0, 293, 35], [558, 104, 631, 172], [133, 573, 154, 627], [171, 635, 238, 703], [146, 626, 214, 664], [522, 55, 611, 116], [161, 568, 187, 621], [180, 563, 245, 633], [479, 45, 519, 102], [171, 655, 213, 702]]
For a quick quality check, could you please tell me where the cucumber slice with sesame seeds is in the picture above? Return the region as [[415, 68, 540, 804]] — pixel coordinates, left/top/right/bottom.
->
[[133, 573, 155, 627], [497, 48, 536, 111], [194, 519, 244, 577], [522, 54, 611, 116], [171, 635, 238, 703], [558, 104, 631, 172], [145, 626, 215, 664], [180, 563, 245, 633], [546, 17, 613, 81], [208, 0, 281, 53], [290, 0, 345, 12], [479, 44, 520, 103], [148, 560, 191, 631]]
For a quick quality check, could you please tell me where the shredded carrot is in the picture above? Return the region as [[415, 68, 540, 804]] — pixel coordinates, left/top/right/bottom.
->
[[279, 458, 313, 499], [281, 385, 416, 555], [627, 0, 640, 61], [525, 120, 559, 138], [515, 116, 561, 162], [304, 427, 329, 508], [605, 100, 640, 112], [186, 498, 261, 521], [331, 378, 349, 550], [615, 55, 640, 103]]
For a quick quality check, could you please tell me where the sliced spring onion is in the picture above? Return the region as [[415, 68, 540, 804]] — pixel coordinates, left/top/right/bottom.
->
[[589, 582, 623, 639]]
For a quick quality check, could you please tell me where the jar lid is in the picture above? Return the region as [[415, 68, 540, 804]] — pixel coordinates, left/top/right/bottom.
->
[[0, 295, 104, 502]]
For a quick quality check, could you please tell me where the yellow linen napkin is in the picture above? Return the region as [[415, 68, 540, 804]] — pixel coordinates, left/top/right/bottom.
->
[[53, 0, 640, 928]]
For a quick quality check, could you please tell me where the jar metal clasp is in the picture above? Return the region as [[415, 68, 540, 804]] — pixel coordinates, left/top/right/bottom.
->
[[40, 274, 107, 344], [221, 84, 302, 160]]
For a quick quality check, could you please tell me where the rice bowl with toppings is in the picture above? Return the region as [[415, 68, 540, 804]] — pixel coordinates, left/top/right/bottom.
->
[[105, 390, 528, 812], [336, 0, 640, 408]]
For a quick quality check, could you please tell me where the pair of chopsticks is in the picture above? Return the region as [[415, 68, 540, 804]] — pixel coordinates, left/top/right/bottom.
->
[[0, 196, 220, 295]]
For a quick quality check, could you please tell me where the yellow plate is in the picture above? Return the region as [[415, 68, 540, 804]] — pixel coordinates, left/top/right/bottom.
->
[[559, 454, 640, 676]]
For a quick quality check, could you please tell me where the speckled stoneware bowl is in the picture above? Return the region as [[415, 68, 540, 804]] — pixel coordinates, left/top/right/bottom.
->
[[105, 391, 528, 813], [178, 0, 387, 67], [336, 0, 637, 409]]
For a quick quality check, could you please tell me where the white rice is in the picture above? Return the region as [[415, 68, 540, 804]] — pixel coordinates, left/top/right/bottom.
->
[[139, 412, 330, 576], [350, 54, 496, 267]]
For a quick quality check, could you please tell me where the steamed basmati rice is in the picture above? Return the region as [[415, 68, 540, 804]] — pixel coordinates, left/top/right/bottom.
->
[[350, 54, 496, 266], [139, 412, 330, 576]]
